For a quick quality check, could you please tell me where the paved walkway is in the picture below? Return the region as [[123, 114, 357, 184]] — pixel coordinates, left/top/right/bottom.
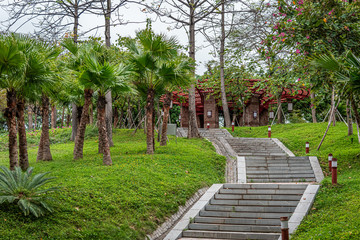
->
[[163, 128, 323, 240]]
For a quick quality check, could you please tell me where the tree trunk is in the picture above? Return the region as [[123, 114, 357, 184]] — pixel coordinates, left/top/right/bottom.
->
[[160, 92, 172, 146], [37, 94, 52, 161], [89, 102, 93, 125], [61, 106, 65, 127], [105, 91, 113, 146], [98, 95, 112, 165], [66, 112, 71, 127], [73, 1, 79, 43], [34, 106, 37, 129], [113, 106, 119, 128], [28, 105, 33, 130], [73, 89, 93, 159], [347, 99, 353, 136], [5, 89, 18, 170], [350, 98, 360, 144], [156, 101, 161, 142], [187, 1, 200, 138], [17, 98, 29, 170], [51, 104, 57, 128], [97, 104, 104, 154], [331, 86, 336, 126], [146, 89, 155, 154], [310, 91, 317, 123], [71, 103, 78, 141], [220, 0, 231, 128], [277, 90, 283, 124]]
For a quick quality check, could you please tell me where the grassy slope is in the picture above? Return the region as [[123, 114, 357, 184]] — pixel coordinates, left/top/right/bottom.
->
[[0, 129, 225, 240], [228, 123, 360, 239]]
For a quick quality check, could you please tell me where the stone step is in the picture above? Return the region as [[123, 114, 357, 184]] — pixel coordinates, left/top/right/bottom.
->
[[246, 174, 315, 179], [218, 188, 305, 195], [222, 183, 308, 189], [214, 194, 302, 201], [247, 166, 313, 171], [248, 178, 316, 183], [199, 210, 292, 219], [246, 163, 311, 167], [182, 230, 280, 239], [246, 170, 314, 174], [205, 205, 296, 213], [246, 156, 309, 160], [188, 223, 280, 233], [209, 199, 299, 206], [194, 216, 281, 226]]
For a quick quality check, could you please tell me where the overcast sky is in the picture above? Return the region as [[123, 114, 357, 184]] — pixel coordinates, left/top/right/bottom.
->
[[0, 2, 215, 75]]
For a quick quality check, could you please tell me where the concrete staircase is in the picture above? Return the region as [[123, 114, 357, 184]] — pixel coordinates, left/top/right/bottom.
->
[[226, 138, 286, 156], [162, 128, 322, 240], [180, 183, 307, 240], [246, 156, 316, 183]]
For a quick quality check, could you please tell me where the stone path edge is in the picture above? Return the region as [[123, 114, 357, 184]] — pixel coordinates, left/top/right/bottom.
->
[[309, 156, 325, 183], [272, 138, 295, 157], [147, 187, 208, 240], [163, 184, 223, 240], [278, 184, 320, 240]]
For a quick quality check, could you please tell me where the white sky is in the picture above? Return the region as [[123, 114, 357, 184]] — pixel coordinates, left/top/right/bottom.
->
[[0, 2, 215, 75]]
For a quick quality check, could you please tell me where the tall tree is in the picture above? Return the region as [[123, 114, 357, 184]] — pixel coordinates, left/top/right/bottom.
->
[[78, 43, 130, 164], [146, 0, 221, 137], [126, 28, 192, 153]]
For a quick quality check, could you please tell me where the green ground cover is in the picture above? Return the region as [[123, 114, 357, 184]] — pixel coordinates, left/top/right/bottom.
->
[[0, 129, 225, 239], [228, 122, 360, 239]]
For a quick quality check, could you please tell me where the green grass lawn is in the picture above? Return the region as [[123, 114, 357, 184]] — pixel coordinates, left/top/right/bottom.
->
[[228, 122, 360, 239], [0, 129, 225, 239]]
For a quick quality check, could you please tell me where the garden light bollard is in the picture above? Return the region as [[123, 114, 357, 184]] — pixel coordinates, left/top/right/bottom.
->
[[207, 122, 210, 130], [268, 126, 271, 138], [332, 158, 338, 185], [305, 142, 309, 154], [328, 153, 333, 172], [232, 121, 235, 132], [280, 216, 289, 240]]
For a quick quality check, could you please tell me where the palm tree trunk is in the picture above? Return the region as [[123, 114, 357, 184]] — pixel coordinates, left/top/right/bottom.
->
[[89, 102, 93, 125], [5, 89, 18, 170], [28, 105, 33, 130], [66, 112, 71, 127], [37, 94, 52, 161], [160, 92, 172, 146], [73, 89, 93, 159], [34, 105, 38, 129], [61, 106, 65, 127], [51, 104, 57, 128], [113, 106, 119, 128], [347, 99, 353, 136], [17, 98, 29, 170], [146, 89, 155, 154], [98, 95, 112, 165]]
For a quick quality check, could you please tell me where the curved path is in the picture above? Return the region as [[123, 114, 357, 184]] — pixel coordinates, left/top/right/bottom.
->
[[164, 128, 324, 240]]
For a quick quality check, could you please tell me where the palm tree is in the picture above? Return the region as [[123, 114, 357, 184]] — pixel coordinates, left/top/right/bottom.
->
[[312, 50, 360, 144], [0, 34, 25, 170], [79, 44, 130, 165], [126, 29, 189, 154], [61, 39, 95, 160], [0, 34, 59, 168], [160, 57, 193, 146]]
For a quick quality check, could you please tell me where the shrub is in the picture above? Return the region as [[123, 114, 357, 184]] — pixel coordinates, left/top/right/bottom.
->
[[0, 166, 58, 217]]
